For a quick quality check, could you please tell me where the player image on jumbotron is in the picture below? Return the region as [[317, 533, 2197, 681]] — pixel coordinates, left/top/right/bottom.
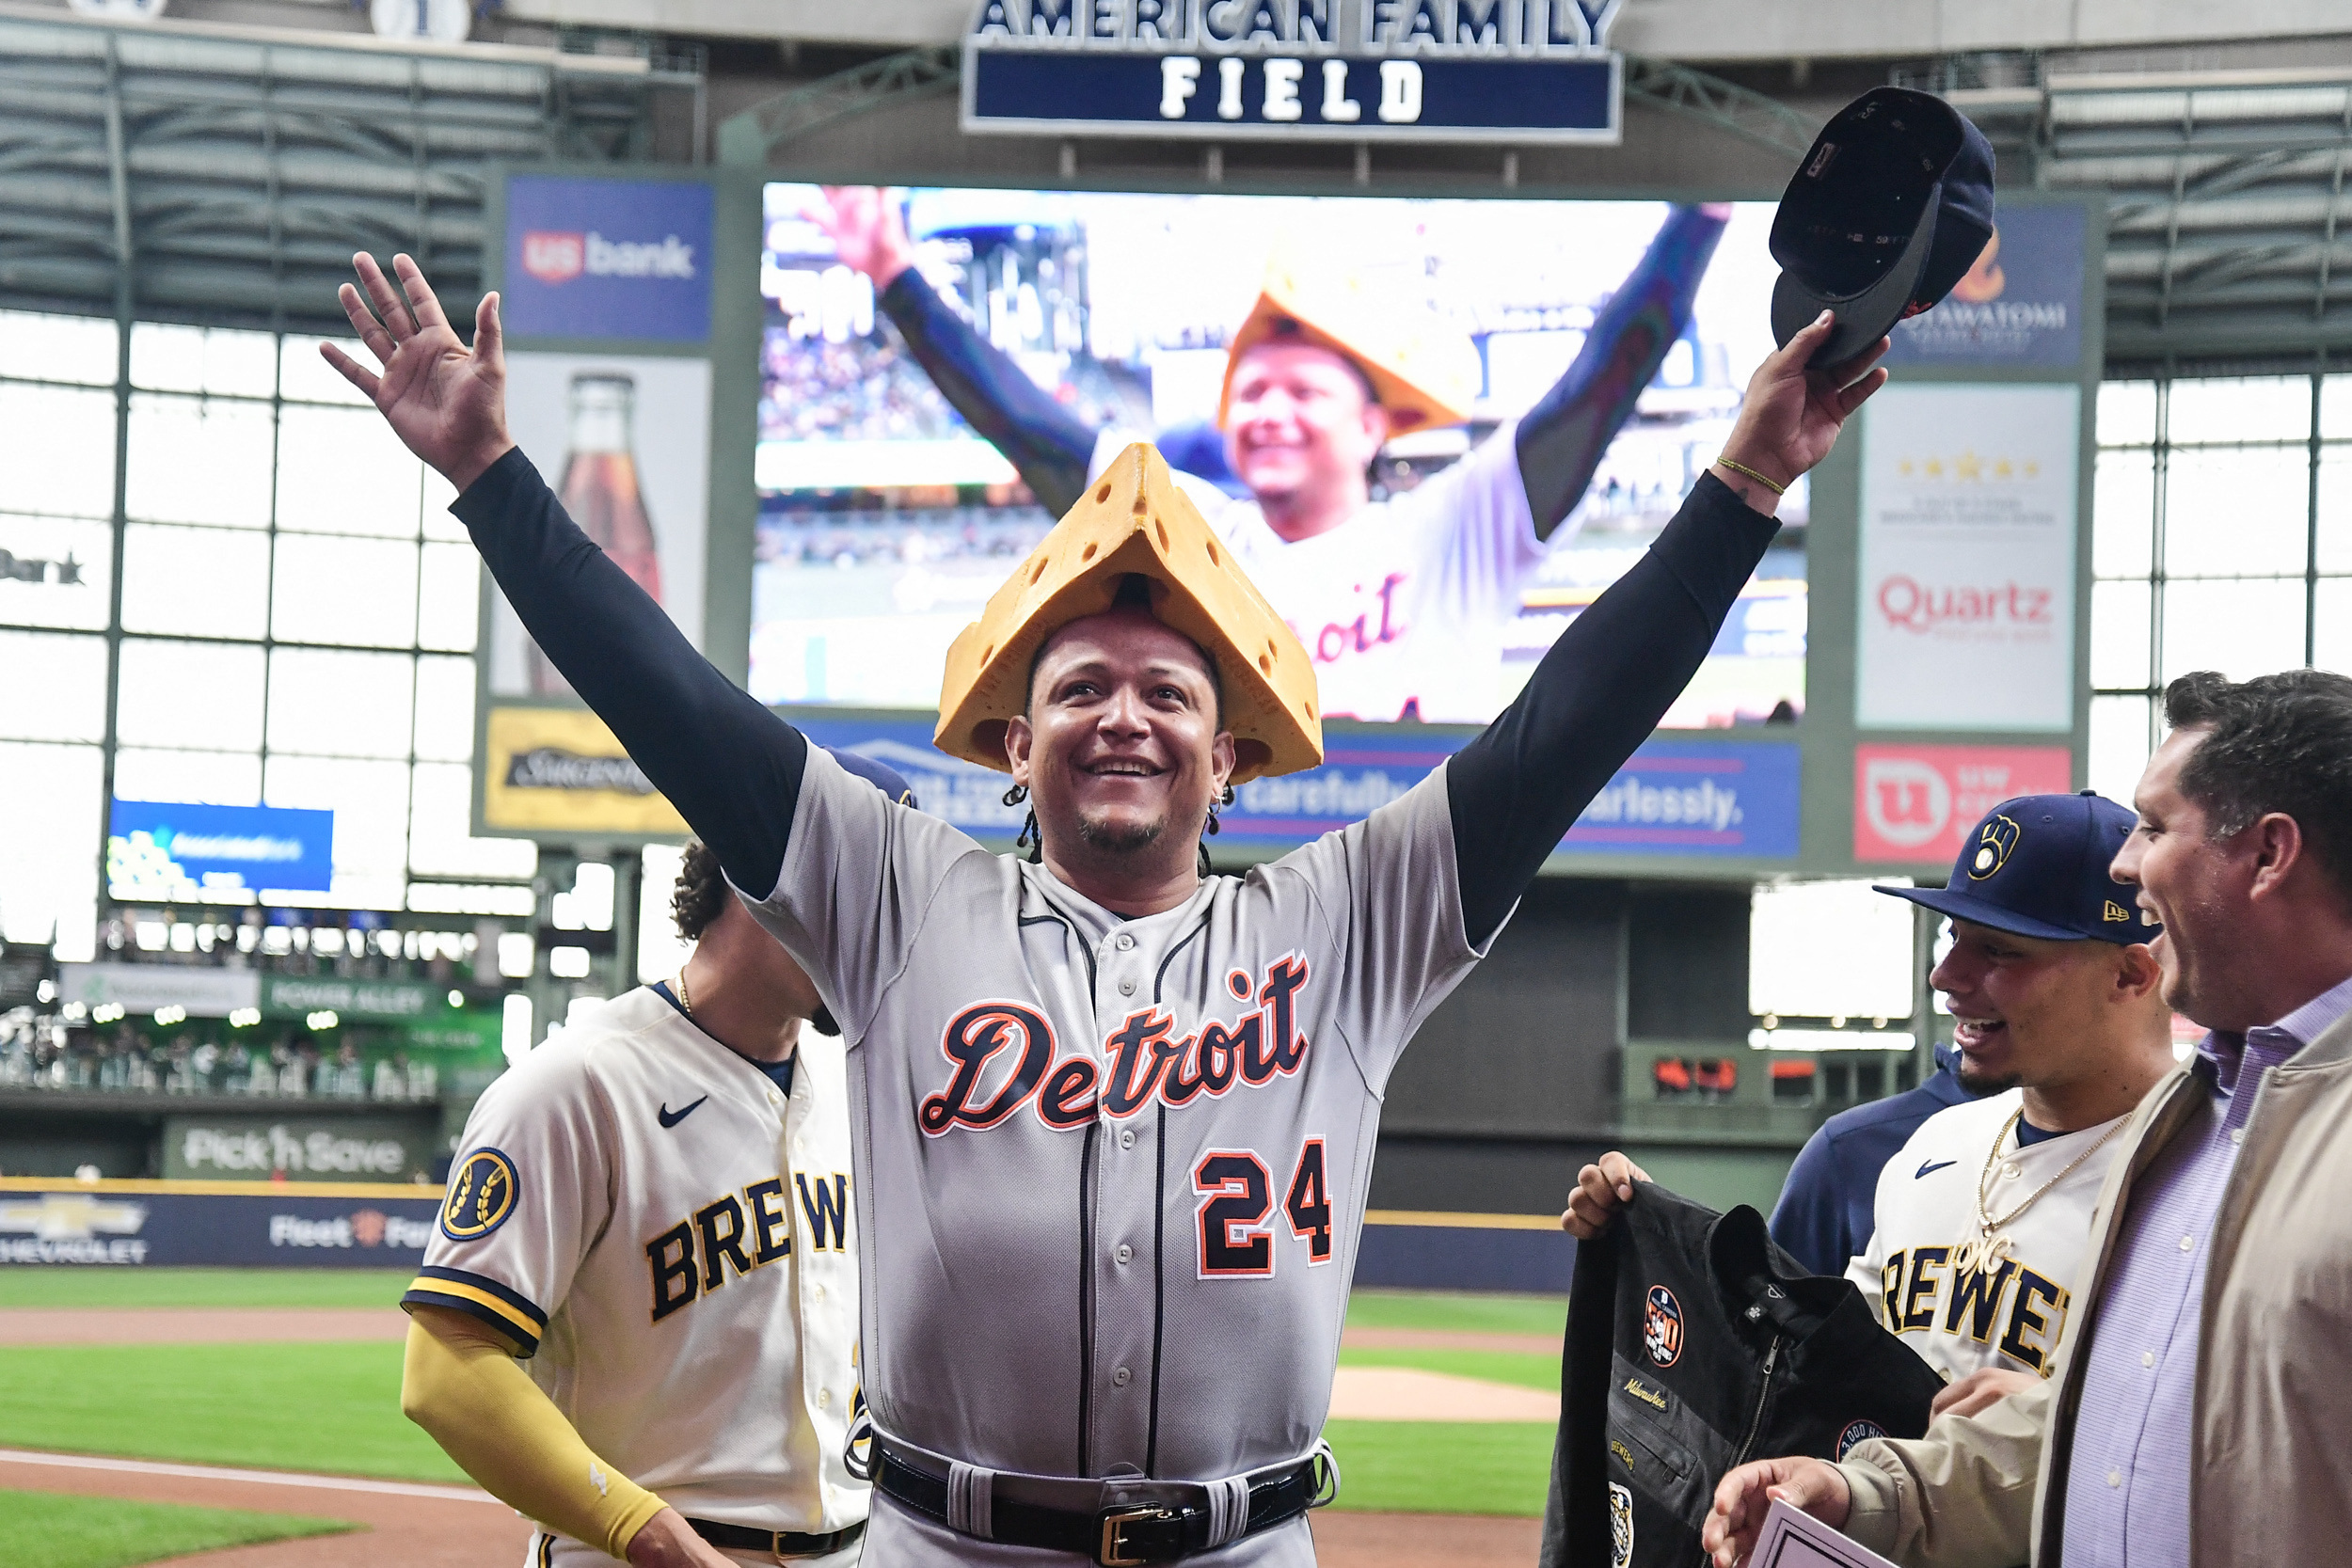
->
[[755, 187, 1808, 728]]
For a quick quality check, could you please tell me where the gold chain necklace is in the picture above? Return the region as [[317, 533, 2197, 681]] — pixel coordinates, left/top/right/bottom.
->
[[1951, 1106, 2128, 1276], [674, 968, 694, 1018]]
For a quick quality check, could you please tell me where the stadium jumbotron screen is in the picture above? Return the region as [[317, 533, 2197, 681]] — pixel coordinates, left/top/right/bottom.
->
[[752, 186, 1802, 730]]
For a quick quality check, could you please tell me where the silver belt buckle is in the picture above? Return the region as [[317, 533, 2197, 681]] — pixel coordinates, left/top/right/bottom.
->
[[1097, 1503, 1176, 1566]]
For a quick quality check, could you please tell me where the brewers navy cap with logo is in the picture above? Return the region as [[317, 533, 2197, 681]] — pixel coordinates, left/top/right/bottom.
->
[[1876, 791, 2160, 945], [1770, 87, 1997, 366]]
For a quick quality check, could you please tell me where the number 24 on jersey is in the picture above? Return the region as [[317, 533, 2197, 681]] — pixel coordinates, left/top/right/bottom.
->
[[1194, 1136, 1332, 1279]]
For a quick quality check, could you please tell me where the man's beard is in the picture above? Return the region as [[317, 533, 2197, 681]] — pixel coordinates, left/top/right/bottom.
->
[[1075, 810, 1166, 855]]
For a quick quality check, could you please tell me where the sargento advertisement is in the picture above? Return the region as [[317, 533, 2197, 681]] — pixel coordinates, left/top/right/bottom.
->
[[750, 188, 1805, 731]]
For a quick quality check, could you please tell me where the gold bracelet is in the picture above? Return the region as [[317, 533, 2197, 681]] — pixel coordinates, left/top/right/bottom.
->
[[1715, 455, 1788, 496]]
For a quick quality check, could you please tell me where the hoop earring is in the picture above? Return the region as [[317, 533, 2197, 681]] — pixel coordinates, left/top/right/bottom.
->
[[1204, 783, 1234, 836], [1002, 784, 1028, 807]]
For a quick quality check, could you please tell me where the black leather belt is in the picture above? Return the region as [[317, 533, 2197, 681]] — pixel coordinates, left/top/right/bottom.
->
[[874, 1441, 1323, 1565], [685, 1516, 865, 1560]]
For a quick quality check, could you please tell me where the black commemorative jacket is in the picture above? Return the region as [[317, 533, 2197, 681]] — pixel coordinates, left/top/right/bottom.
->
[[1540, 1181, 1944, 1568]]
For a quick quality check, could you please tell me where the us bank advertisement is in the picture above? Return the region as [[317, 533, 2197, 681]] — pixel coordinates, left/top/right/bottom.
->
[[1854, 384, 2080, 733]]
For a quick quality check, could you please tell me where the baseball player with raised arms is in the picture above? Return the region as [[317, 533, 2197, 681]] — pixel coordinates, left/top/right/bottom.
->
[[398, 788, 908, 1568], [813, 188, 1728, 722], [329, 247, 1882, 1565]]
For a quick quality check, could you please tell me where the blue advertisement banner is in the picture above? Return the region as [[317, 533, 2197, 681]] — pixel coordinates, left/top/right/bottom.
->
[[1882, 203, 2085, 372], [797, 716, 1803, 861], [0, 1183, 439, 1269], [107, 799, 335, 896], [503, 175, 714, 343]]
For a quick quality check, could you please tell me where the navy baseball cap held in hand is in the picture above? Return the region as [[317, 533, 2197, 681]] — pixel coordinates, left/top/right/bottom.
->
[[1770, 87, 1996, 367], [1876, 792, 2160, 945]]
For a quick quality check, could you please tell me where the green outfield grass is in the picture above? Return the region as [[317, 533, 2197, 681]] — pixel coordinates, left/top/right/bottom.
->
[[0, 1274, 1564, 1515], [0, 1342, 463, 1482], [1321, 1420, 1553, 1515], [1343, 1289, 1566, 1339], [0, 1267, 412, 1309], [1336, 1345, 1560, 1392], [0, 1487, 352, 1568]]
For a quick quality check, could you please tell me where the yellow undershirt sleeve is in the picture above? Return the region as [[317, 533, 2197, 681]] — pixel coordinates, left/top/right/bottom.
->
[[401, 1307, 669, 1561]]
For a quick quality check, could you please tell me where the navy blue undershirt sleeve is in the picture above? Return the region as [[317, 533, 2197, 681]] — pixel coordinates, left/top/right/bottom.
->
[[1448, 472, 1779, 949], [878, 267, 1101, 516], [1515, 206, 1726, 540], [452, 450, 807, 898]]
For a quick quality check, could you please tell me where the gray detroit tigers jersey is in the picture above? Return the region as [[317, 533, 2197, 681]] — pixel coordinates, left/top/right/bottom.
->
[[742, 744, 1489, 1553]]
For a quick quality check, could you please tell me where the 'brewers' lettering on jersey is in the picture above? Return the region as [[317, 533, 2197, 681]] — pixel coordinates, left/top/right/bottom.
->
[[1848, 1088, 2128, 1383]]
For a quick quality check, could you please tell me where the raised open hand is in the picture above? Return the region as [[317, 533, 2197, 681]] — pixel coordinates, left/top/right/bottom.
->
[[1708, 310, 1891, 517], [323, 252, 515, 493], [807, 186, 914, 290]]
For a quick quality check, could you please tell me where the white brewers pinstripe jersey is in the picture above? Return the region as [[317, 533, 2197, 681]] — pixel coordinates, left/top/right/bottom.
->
[[743, 744, 1489, 1565], [403, 989, 865, 1565], [1845, 1088, 2128, 1385]]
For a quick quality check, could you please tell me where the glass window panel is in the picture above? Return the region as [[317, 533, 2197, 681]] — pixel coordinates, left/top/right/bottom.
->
[[418, 542, 480, 652], [2167, 375, 2312, 445], [413, 656, 475, 762], [2163, 448, 2311, 578], [124, 393, 276, 529], [276, 404, 422, 537], [409, 762, 537, 879], [116, 638, 267, 750], [0, 740, 103, 957], [2322, 374, 2352, 439], [0, 384, 116, 518], [2090, 579, 2153, 691], [128, 323, 275, 397], [0, 630, 106, 741], [2315, 448, 2352, 575], [2092, 449, 2156, 579], [2098, 380, 2157, 448], [0, 513, 112, 630], [2161, 578, 2308, 683], [421, 467, 465, 542], [270, 533, 420, 648], [2089, 695, 2156, 808], [111, 747, 262, 807], [120, 523, 270, 640], [266, 647, 416, 758], [0, 310, 118, 387], [2311, 578, 2352, 676], [262, 754, 411, 879], [279, 336, 375, 407]]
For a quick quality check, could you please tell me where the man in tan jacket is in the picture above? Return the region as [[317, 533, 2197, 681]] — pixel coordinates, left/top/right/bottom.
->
[[1702, 667, 2352, 1568]]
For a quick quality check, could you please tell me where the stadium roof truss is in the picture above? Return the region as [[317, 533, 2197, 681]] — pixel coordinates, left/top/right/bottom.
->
[[0, 5, 698, 332], [1957, 66, 2352, 363]]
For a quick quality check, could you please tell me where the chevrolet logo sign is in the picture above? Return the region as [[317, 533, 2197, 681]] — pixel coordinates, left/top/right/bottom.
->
[[0, 1195, 149, 1241]]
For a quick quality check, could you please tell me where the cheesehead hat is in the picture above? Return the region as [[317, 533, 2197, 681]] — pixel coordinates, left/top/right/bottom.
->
[[1216, 253, 1479, 436], [934, 442, 1322, 784]]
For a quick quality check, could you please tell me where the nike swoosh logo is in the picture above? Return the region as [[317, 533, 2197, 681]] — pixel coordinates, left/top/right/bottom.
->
[[1915, 1159, 1958, 1179], [657, 1096, 708, 1130]]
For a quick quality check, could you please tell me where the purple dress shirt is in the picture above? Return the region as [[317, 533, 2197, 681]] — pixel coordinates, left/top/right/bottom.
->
[[2061, 973, 2352, 1566]]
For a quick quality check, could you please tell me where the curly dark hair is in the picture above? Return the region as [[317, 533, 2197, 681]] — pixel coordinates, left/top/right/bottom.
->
[[2165, 669, 2352, 905], [671, 840, 731, 942]]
